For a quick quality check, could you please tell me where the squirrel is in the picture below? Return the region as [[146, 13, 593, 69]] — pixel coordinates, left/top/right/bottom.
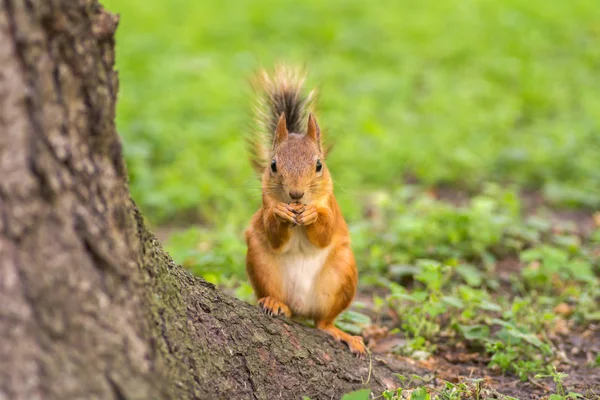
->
[[244, 65, 366, 356]]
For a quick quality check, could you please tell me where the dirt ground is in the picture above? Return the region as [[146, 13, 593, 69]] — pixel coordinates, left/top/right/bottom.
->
[[360, 299, 600, 399]]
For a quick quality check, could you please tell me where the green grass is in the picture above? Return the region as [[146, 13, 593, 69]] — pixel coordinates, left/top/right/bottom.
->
[[104, 0, 600, 225], [103, 0, 600, 393]]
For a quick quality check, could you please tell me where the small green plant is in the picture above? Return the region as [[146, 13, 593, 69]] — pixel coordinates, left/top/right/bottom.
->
[[387, 261, 448, 357], [535, 367, 584, 399], [381, 388, 403, 400]]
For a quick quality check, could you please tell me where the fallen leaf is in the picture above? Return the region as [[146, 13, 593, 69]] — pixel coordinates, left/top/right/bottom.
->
[[553, 303, 574, 317]]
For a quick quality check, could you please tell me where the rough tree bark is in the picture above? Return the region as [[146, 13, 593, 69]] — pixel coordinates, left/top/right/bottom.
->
[[0, 1, 421, 399]]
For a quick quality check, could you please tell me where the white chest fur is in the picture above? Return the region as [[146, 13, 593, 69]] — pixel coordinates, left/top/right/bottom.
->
[[278, 227, 331, 317]]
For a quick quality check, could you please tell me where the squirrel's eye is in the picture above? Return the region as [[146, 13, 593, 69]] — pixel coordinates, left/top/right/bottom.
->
[[316, 159, 322, 172], [271, 159, 277, 173]]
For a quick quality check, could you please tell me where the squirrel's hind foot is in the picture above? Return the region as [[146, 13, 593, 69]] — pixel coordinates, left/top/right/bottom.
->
[[316, 322, 366, 358], [257, 296, 292, 318], [344, 335, 367, 358]]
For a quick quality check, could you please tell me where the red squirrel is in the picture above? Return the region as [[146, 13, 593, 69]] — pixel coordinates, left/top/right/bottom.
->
[[245, 65, 365, 356]]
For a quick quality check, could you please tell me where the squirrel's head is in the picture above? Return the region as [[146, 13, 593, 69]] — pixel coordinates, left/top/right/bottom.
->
[[264, 113, 331, 204]]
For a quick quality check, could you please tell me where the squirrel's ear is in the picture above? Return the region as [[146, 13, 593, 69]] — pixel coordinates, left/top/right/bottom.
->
[[306, 113, 322, 152], [273, 112, 288, 150]]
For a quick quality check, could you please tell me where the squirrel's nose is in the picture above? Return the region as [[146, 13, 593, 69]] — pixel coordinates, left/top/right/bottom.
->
[[289, 190, 304, 200]]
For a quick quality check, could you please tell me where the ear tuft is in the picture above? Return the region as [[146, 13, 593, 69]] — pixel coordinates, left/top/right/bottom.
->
[[273, 113, 288, 150], [306, 113, 322, 152]]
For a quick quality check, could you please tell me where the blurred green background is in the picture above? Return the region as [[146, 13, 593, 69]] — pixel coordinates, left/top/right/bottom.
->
[[103, 0, 600, 288], [101, 1, 600, 383]]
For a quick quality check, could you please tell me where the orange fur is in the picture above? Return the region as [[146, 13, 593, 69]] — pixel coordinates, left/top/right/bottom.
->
[[245, 67, 364, 355]]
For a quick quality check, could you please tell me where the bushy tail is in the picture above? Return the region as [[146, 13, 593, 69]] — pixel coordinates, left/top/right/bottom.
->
[[248, 64, 316, 174]]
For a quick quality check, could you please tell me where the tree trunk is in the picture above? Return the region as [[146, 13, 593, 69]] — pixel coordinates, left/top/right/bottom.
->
[[0, 1, 420, 399]]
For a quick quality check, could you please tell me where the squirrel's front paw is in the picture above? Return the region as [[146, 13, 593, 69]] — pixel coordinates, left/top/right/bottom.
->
[[296, 204, 318, 226], [287, 202, 305, 215], [274, 203, 298, 225], [257, 296, 292, 317]]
